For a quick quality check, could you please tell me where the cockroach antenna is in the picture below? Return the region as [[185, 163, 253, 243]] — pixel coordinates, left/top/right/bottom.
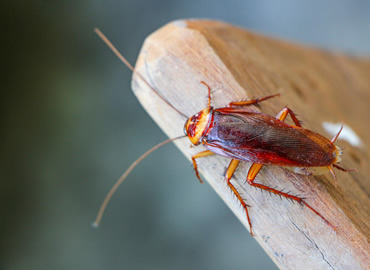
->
[[93, 135, 186, 228], [94, 28, 189, 119], [93, 28, 189, 227]]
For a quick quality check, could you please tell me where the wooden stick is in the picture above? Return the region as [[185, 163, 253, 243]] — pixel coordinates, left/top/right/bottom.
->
[[131, 20, 369, 270]]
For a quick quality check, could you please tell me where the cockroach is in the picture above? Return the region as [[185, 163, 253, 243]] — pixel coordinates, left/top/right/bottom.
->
[[93, 29, 356, 235]]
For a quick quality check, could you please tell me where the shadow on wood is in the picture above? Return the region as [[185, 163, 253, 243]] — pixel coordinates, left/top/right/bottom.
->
[[132, 20, 369, 270]]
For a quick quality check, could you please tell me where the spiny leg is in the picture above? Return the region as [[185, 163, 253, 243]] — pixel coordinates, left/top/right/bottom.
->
[[327, 166, 338, 187], [227, 94, 280, 107], [329, 164, 357, 187], [333, 164, 357, 173], [246, 163, 336, 230], [225, 159, 255, 236], [276, 107, 302, 127], [191, 150, 215, 183]]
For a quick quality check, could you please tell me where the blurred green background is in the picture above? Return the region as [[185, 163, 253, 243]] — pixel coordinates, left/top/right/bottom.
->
[[2, 1, 370, 269]]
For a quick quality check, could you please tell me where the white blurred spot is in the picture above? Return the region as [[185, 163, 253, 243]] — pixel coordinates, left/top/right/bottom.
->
[[322, 122, 364, 148], [172, 20, 187, 27]]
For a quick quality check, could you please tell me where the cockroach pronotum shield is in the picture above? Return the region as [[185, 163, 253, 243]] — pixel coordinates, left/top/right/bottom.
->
[[93, 29, 356, 236]]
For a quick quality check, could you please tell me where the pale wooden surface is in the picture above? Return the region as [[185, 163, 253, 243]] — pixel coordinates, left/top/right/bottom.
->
[[131, 20, 369, 270]]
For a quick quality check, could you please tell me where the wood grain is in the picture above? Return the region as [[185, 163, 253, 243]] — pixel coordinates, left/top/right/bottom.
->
[[131, 20, 369, 270]]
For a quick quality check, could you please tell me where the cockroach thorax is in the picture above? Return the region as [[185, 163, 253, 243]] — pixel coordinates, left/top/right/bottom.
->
[[184, 107, 213, 145]]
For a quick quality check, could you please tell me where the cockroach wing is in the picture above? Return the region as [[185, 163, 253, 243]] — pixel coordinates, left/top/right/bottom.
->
[[203, 110, 336, 167]]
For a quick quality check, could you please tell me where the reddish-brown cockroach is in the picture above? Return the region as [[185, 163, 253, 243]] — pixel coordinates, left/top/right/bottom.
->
[[93, 29, 356, 235]]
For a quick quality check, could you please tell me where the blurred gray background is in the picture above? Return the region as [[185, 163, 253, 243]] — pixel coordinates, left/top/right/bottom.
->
[[2, 1, 370, 270]]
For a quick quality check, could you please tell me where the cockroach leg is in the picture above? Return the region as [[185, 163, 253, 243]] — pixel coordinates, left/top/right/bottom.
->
[[191, 150, 215, 183], [227, 93, 280, 107], [333, 164, 357, 173], [276, 107, 302, 127], [225, 159, 240, 180], [329, 164, 357, 186], [225, 159, 255, 235], [246, 163, 264, 182], [327, 166, 338, 187], [246, 164, 336, 231]]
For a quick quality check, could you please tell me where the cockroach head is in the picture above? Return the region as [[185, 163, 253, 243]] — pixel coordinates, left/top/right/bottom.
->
[[184, 107, 213, 145]]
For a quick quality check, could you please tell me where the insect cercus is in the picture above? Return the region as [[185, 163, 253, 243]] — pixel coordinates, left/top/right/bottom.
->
[[93, 29, 356, 235]]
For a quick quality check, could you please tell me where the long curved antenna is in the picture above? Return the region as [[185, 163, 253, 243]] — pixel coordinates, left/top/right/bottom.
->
[[93, 135, 186, 227], [94, 28, 188, 119]]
